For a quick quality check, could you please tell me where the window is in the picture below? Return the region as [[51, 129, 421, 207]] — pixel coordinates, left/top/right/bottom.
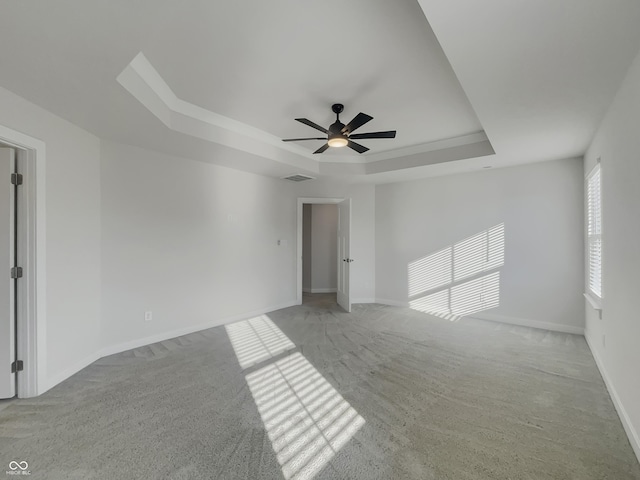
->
[[587, 164, 602, 298]]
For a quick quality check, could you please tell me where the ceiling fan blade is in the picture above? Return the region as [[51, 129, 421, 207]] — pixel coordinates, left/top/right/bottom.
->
[[347, 140, 369, 154], [295, 118, 328, 134], [313, 144, 330, 154], [349, 130, 396, 140], [342, 113, 373, 134], [282, 137, 326, 142]]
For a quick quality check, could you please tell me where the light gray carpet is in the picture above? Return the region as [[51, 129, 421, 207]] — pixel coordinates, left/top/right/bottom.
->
[[1, 294, 639, 479]]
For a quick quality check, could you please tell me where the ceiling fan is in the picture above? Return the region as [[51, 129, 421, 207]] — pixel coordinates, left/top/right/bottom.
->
[[282, 104, 396, 154]]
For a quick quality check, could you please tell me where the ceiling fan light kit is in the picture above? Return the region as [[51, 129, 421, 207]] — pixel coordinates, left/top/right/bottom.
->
[[327, 136, 348, 148], [282, 103, 396, 154]]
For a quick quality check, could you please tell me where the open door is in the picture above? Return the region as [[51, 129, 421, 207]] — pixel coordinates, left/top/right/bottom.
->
[[337, 198, 352, 312], [0, 147, 16, 399]]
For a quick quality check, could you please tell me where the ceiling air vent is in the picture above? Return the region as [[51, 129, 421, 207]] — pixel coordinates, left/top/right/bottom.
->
[[281, 174, 315, 182]]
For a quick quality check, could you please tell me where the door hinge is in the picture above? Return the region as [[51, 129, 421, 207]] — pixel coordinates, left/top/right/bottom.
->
[[11, 173, 23, 186], [10, 267, 23, 279], [11, 360, 23, 373]]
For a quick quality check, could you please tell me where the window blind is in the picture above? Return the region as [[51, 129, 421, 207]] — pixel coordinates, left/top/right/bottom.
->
[[587, 165, 602, 298]]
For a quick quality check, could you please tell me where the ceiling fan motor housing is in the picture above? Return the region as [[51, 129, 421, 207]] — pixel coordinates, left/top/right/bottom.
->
[[329, 121, 345, 135]]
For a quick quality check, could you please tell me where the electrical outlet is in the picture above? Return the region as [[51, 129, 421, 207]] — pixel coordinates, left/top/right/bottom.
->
[[145, 311, 153, 322]]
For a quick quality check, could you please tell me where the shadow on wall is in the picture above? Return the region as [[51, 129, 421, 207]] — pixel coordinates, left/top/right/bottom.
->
[[225, 317, 365, 480], [408, 223, 505, 321]]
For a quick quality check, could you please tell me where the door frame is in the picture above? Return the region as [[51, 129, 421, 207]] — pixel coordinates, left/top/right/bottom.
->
[[0, 124, 46, 398], [296, 197, 344, 305]]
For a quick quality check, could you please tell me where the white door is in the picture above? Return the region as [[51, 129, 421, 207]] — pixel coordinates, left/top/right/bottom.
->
[[337, 198, 352, 312], [0, 147, 16, 399]]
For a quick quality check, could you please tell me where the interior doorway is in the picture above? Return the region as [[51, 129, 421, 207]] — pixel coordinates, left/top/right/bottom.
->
[[296, 197, 352, 312], [0, 125, 46, 398], [0, 146, 18, 398], [302, 203, 338, 305]]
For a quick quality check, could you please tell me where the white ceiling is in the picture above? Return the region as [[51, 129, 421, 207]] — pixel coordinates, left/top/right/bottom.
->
[[1, 0, 639, 184]]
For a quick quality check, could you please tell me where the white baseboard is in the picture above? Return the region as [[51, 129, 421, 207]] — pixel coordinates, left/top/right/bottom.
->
[[45, 351, 101, 393], [44, 300, 298, 393], [469, 312, 584, 335], [352, 298, 376, 304], [375, 298, 409, 308], [100, 300, 298, 358], [585, 332, 640, 464], [374, 299, 584, 335], [305, 288, 337, 294]]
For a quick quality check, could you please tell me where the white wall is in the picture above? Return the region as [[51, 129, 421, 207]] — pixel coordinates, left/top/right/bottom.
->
[[375, 158, 585, 333], [309, 204, 338, 292], [584, 46, 640, 461], [302, 204, 312, 292], [0, 85, 101, 391], [294, 181, 376, 303], [100, 141, 298, 351]]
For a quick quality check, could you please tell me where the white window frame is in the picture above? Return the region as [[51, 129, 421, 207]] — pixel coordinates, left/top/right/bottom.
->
[[586, 162, 602, 307]]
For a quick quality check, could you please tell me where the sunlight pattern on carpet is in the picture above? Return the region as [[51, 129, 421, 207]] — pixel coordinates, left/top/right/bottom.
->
[[225, 315, 296, 369], [246, 352, 365, 480]]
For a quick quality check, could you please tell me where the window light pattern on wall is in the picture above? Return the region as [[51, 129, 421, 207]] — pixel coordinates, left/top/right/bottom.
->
[[587, 164, 602, 298], [225, 315, 296, 369], [408, 224, 504, 320], [245, 352, 365, 480], [410, 272, 500, 320]]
